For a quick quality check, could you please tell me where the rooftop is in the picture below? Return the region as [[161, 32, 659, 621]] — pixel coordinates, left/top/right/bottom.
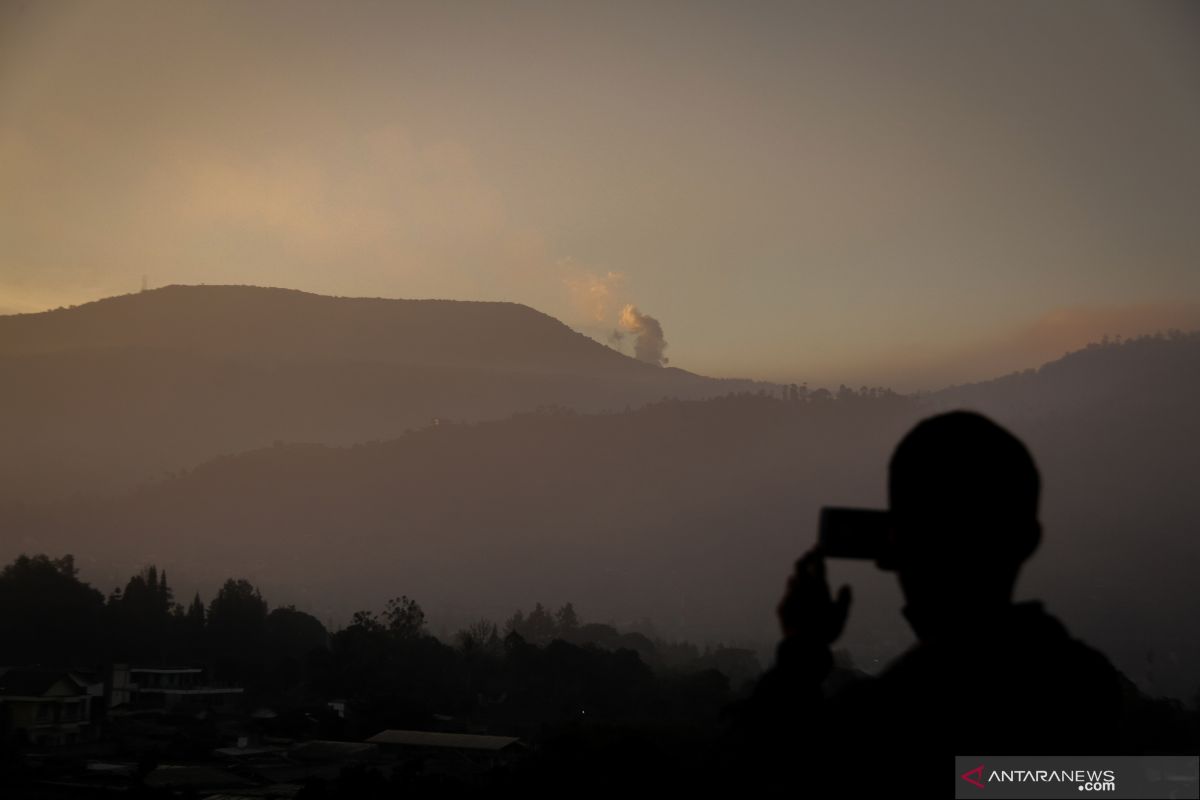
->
[[367, 729, 519, 751]]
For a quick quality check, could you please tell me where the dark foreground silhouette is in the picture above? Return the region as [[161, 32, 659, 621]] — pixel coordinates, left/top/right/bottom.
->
[[716, 411, 1157, 791]]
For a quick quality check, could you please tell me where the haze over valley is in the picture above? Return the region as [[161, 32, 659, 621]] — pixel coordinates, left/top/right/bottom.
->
[[3, 286, 1197, 698]]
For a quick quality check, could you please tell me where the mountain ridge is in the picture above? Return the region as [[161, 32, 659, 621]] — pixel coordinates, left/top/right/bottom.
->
[[0, 284, 765, 502], [0, 284, 683, 376]]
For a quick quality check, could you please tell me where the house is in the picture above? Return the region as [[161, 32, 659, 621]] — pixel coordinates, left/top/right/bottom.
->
[[110, 665, 244, 712], [366, 729, 524, 778], [0, 668, 99, 746], [366, 729, 520, 752]]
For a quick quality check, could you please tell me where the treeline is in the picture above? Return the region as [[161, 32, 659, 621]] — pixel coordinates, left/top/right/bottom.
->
[[0, 554, 326, 687], [0, 554, 751, 743], [463, 602, 760, 686], [4, 551, 1198, 794]]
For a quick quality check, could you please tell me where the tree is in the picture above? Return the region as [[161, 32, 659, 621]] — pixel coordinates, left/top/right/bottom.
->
[[503, 609, 526, 637], [266, 606, 329, 660], [555, 603, 580, 640], [525, 602, 555, 645], [108, 564, 175, 662], [115, 565, 173, 616], [456, 619, 500, 654], [348, 610, 385, 634], [0, 554, 105, 665], [186, 592, 206, 627], [382, 596, 426, 640], [208, 579, 267, 630], [207, 578, 268, 678]]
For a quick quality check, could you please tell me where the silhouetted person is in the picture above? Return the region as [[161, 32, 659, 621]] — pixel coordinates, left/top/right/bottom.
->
[[717, 410, 1129, 791]]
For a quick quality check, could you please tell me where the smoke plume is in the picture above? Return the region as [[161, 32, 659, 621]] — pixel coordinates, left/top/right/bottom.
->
[[617, 304, 669, 366]]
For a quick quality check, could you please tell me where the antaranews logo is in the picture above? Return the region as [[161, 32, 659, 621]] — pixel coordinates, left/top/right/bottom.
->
[[957, 755, 1197, 799], [960, 763, 1117, 792]]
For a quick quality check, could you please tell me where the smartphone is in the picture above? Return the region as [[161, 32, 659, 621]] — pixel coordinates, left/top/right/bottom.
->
[[818, 506, 892, 563]]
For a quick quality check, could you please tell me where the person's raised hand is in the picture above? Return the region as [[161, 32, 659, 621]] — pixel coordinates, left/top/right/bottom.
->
[[776, 544, 853, 647]]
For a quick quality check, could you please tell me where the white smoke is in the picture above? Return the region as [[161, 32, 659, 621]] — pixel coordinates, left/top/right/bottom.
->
[[561, 265, 669, 366], [617, 304, 669, 366]]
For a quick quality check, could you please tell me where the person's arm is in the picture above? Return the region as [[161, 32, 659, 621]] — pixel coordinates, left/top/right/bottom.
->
[[715, 545, 852, 783], [746, 543, 850, 714]]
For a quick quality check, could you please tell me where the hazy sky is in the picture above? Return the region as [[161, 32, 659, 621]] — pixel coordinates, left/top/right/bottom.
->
[[2, 0, 1198, 390]]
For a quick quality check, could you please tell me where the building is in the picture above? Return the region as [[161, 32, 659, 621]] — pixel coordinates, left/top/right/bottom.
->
[[110, 665, 243, 713], [0, 668, 101, 746], [366, 729, 524, 779]]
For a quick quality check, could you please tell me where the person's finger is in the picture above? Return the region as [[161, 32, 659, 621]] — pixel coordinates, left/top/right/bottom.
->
[[802, 548, 826, 581], [836, 584, 852, 613], [829, 584, 853, 640], [794, 549, 818, 574]]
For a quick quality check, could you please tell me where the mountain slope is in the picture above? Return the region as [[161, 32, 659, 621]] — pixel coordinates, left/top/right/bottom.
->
[[0, 284, 654, 373], [0, 285, 762, 500]]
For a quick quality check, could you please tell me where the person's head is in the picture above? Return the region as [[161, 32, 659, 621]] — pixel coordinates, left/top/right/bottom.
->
[[887, 410, 1042, 640]]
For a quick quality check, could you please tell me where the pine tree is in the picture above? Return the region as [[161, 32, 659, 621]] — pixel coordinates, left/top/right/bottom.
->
[[187, 592, 205, 627], [159, 569, 172, 611], [526, 602, 555, 645], [555, 602, 580, 640]]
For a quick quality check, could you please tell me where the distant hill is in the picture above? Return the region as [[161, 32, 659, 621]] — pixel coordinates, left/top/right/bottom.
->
[[926, 328, 1200, 419], [0, 284, 657, 372], [0, 285, 764, 501], [6, 329, 1198, 699]]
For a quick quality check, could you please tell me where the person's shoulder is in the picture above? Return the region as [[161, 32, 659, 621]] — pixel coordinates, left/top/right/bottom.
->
[[1013, 601, 1109, 658], [1013, 600, 1125, 690]]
